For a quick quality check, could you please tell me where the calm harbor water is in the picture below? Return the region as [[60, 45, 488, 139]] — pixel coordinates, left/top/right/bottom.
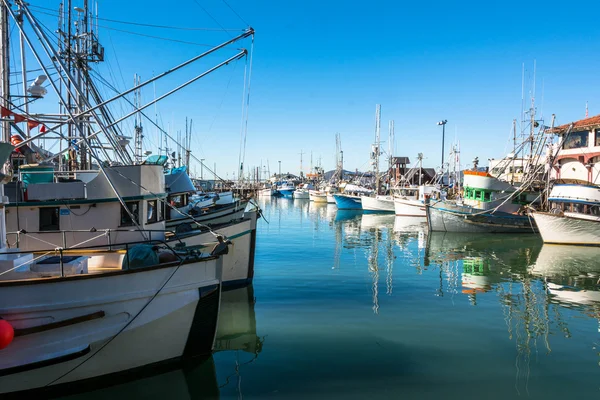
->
[[66, 197, 600, 399]]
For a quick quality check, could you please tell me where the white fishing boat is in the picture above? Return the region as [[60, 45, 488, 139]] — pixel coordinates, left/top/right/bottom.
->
[[393, 185, 436, 217], [292, 188, 310, 199], [0, 0, 256, 394], [257, 186, 273, 197], [308, 190, 327, 203], [531, 181, 600, 246], [529, 114, 600, 246], [361, 195, 394, 212], [427, 170, 535, 233]]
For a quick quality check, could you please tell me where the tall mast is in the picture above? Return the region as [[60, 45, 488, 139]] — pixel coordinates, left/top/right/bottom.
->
[[388, 120, 394, 186], [373, 104, 381, 194], [512, 119, 516, 185], [0, 1, 9, 144], [134, 73, 143, 163]]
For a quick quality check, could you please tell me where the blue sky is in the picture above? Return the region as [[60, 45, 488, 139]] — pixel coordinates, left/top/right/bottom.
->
[[21, 0, 600, 179]]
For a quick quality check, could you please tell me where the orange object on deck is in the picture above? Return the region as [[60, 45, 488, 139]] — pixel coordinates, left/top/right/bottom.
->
[[463, 170, 492, 178]]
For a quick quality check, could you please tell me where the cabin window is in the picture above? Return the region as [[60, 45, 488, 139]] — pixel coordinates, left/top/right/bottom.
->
[[120, 201, 139, 227], [483, 192, 491, 201], [39, 207, 60, 231], [147, 200, 158, 224], [168, 194, 186, 208], [563, 130, 589, 149]]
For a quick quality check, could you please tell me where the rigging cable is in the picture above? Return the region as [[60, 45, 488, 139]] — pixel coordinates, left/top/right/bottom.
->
[[221, 0, 250, 27], [29, 4, 243, 31], [192, 0, 233, 38]]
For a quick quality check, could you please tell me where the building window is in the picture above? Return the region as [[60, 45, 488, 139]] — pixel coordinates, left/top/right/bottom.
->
[[39, 207, 60, 231], [596, 129, 600, 147], [120, 201, 139, 227], [563, 131, 589, 149], [147, 200, 158, 224]]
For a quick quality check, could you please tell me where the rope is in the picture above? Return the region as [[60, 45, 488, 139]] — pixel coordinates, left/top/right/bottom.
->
[[45, 256, 188, 386]]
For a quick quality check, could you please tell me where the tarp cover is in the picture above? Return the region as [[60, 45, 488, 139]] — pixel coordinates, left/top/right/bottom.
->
[[122, 244, 159, 270]]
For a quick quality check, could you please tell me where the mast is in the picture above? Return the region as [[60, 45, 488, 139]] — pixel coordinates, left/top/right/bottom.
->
[[0, 0, 9, 144], [388, 120, 394, 187], [512, 119, 516, 185], [299, 148, 304, 179], [373, 104, 381, 194], [134, 73, 143, 163]]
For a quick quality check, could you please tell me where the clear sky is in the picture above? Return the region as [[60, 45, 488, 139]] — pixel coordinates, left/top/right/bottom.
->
[[21, 0, 600, 180]]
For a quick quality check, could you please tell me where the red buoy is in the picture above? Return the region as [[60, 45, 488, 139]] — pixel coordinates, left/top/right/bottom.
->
[[0, 318, 14, 350]]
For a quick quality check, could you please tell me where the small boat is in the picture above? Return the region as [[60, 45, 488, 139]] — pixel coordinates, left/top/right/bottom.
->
[[333, 193, 363, 210], [531, 181, 600, 246], [257, 186, 274, 197], [309, 190, 327, 203], [361, 195, 394, 213], [393, 185, 437, 217], [277, 181, 295, 198], [292, 186, 310, 199]]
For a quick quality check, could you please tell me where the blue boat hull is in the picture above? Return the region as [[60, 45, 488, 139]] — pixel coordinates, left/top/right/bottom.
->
[[279, 189, 294, 197], [333, 194, 363, 210]]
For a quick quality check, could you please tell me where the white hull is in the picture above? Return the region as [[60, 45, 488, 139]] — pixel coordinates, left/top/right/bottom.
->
[[309, 191, 327, 203], [257, 188, 273, 197], [293, 190, 309, 199], [170, 212, 258, 287], [532, 212, 600, 246], [0, 256, 222, 394], [394, 198, 425, 217], [326, 194, 336, 204], [361, 196, 394, 212]]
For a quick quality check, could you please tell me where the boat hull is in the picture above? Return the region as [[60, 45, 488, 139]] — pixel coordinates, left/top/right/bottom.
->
[[361, 196, 394, 213], [0, 257, 222, 395], [309, 191, 327, 203], [293, 190, 309, 199], [394, 198, 425, 217], [278, 189, 294, 198], [169, 212, 258, 288], [532, 212, 600, 246], [333, 194, 362, 210], [257, 188, 273, 197], [427, 203, 536, 233], [326, 194, 336, 204]]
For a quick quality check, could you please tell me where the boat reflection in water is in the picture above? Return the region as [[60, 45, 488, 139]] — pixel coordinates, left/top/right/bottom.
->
[[529, 245, 600, 307], [59, 286, 261, 400], [424, 232, 541, 303]]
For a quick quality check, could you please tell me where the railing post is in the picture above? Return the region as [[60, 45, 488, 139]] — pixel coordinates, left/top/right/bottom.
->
[[107, 230, 112, 251], [62, 231, 67, 249], [59, 248, 64, 277]]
